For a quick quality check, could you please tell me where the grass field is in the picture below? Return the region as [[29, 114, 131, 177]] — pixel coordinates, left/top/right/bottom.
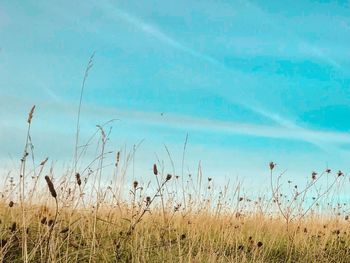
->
[[1, 106, 349, 263]]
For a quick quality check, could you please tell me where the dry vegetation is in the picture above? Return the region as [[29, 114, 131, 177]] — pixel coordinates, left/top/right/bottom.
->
[[1, 105, 350, 263], [2, 59, 350, 262]]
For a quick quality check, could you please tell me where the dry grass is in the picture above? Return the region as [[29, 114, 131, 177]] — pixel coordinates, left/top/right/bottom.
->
[[1, 90, 349, 262], [0, 107, 350, 262], [1, 201, 350, 262]]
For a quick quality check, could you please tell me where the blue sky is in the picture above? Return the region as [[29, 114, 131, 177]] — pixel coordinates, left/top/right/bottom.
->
[[1, 0, 350, 188]]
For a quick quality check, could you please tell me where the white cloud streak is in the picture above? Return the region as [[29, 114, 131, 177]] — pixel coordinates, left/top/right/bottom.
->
[[80, 104, 350, 147], [97, 1, 347, 152], [244, 0, 343, 70], [101, 1, 223, 67], [1, 95, 349, 156]]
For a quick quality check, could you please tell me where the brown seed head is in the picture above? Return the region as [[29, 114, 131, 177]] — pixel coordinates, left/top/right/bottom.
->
[[312, 171, 317, 180], [48, 219, 55, 227], [41, 217, 47, 225], [238, 245, 244, 251], [8, 201, 14, 207], [133, 181, 138, 189], [166, 174, 172, 181], [27, 105, 36, 124], [40, 157, 49, 166], [153, 164, 158, 175], [75, 173, 81, 186], [146, 196, 151, 205], [45, 175, 57, 198], [269, 162, 275, 171], [115, 151, 120, 166]]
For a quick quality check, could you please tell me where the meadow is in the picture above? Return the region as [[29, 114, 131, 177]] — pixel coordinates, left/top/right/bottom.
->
[[0, 103, 349, 263], [2, 1, 349, 261]]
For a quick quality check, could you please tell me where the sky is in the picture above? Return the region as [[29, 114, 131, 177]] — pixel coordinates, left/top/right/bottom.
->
[[1, 0, 350, 189]]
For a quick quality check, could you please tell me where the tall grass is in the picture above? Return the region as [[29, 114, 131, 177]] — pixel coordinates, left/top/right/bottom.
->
[[0, 104, 349, 263], [1, 57, 349, 262]]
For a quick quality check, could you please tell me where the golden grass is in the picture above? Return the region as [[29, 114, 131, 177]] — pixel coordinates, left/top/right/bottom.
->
[[1, 202, 350, 262], [1, 103, 349, 262]]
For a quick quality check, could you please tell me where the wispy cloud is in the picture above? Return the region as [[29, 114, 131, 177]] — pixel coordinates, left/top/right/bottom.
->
[[2, 95, 349, 147], [244, 0, 343, 69], [100, 2, 222, 67], [74, 103, 350, 147], [97, 1, 346, 153], [239, 102, 346, 154]]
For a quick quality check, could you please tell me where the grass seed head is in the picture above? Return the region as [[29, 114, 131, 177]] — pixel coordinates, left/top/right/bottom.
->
[[75, 173, 81, 186], [153, 164, 158, 175], [27, 105, 36, 124], [40, 157, 49, 166], [41, 217, 47, 225], [146, 196, 151, 205], [48, 219, 55, 227], [45, 175, 57, 198], [115, 151, 120, 167]]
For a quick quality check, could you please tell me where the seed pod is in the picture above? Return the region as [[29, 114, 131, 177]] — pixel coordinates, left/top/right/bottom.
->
[[146, 196, 151, 205], [40, 157, 49, 166], [115, 151, 120, 167], [8, 201, 14, 207], [153, 164, 158, 175], [133, 181, 138, 189], [312, 171, 317, 180], [166, 174, 172, 181], [75, 173, 81, 186], [41, 217, 47, 225], [45, 175, 57, 198], [48, 219, 55, 227]]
